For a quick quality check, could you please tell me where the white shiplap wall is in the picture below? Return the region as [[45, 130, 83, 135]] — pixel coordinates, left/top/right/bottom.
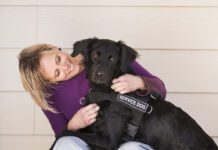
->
[[0, 1, 218, 149]]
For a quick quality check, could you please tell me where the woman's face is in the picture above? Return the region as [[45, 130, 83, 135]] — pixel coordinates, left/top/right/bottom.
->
[[39, 45, 84, 82]]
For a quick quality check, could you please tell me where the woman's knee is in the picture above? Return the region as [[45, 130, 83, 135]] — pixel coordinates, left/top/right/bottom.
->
[[53, 136, 91, 150], [118, 141, 154, 150]]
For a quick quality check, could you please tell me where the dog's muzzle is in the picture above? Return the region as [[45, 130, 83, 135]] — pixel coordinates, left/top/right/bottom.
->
[[91, 70, 111, 84]]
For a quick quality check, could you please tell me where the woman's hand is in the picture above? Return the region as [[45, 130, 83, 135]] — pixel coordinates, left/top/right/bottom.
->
[[111, 74, 145, 94], [67, 103, 100, 131]]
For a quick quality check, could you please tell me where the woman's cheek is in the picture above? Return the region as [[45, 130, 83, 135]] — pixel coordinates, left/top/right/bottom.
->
[[63, 73, 68, 81], [58, 72, 66, 81]]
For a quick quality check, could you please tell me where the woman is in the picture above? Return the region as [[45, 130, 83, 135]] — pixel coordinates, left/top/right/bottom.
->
[[18, 43, 166, 150]]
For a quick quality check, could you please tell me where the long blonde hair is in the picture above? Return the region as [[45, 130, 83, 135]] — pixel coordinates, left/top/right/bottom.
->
[[18, 44, 57, 112]]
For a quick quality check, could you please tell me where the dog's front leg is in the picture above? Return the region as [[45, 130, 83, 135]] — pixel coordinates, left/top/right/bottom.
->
[[105, 105, 131, 150], [107, 124, 123, 150]]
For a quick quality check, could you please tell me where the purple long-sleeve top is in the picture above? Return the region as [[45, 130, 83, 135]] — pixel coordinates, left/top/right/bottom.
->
[[43, 61, 166, 136]]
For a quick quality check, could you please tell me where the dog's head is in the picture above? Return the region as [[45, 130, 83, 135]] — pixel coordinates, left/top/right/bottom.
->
[[72, 38, 138, 85]]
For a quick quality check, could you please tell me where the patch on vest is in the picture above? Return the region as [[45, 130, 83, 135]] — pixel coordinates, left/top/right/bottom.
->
[[117, 94, 149, 113]]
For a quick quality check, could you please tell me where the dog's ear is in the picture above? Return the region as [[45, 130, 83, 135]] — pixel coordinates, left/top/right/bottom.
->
[[117, 41, 138, 72], [71, 38, 97, 60]]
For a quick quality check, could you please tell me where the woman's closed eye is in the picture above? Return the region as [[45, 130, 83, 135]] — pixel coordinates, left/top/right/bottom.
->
[[56, 55, 61, 64], [54, 69, 60, 78], [54, 55, 61, 78]]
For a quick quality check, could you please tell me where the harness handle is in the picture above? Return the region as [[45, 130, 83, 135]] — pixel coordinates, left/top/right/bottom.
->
[[146, 105, 153, 114]]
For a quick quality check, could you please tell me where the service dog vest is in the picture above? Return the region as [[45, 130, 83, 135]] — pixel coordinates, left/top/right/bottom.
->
[[86, 91, 154, 140]]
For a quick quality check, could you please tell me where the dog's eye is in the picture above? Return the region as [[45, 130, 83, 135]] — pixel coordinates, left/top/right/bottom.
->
[[108, 56, 114, 62], [93, 51, 100, 60], [94, 53, 98, 59]]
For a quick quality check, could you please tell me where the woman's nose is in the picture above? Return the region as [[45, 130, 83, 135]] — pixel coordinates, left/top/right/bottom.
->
[[58, 63, 70, 72], [60, 64, 69, 71]]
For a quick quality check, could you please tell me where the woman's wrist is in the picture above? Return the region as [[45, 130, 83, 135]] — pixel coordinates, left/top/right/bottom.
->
[[135, 76, 151, 96], [67, 121, 79, 131], [137, 76, 146, 90]]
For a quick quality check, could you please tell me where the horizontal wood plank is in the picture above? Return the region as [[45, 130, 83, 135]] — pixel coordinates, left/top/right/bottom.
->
[[0, 92, 34, 134], [0, 49, 24, 91], [0, 7, 37, 48], [1, 0, 218, 6], [137, 50, 218, 93], [0, 135, 54, 150], [37, 7, 218, 50], [1, 7, 218, 49]]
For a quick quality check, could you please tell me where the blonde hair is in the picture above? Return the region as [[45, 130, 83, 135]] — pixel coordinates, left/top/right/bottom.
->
[[18, 44, 57, 113]]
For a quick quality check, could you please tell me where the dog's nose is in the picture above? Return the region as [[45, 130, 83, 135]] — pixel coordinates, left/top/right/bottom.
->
[[96, 71, 104, 78]]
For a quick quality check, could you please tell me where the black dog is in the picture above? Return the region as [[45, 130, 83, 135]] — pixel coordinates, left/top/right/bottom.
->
[[52, 38, 218, 150]]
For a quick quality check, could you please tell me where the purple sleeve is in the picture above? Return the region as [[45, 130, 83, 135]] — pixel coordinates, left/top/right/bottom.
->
[[42, 109, 68, 136], [41, 74, 88, 136], [131, 61, 167, 99]]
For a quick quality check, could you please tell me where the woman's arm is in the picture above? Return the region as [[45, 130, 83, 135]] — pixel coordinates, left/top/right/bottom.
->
[[43, 103, 100, 137], [111, 61, 166, 100]]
